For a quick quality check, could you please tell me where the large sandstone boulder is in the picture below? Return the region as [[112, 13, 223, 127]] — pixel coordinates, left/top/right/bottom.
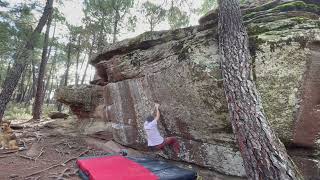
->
[[57, 1, 320, 178], [55, 85, 107, 121]]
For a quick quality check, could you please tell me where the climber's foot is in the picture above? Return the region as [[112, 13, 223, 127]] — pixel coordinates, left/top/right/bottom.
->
[[157, 151, 169, 159]]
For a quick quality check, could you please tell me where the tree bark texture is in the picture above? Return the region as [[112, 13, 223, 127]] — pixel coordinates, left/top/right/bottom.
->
[[75, 35, 81, 86], [22, 69, 32, 103], [64, 41, 72, 86], [46, 74, 54, 106], [0, 0, 54, 121], [15, 68, 26, 102], [217, 0, 303, 179], [31, 57, 37, 99], [81, 34, 95, 85], [113, 11, 120, 43], [44, 48, 57, 103], [97, 16, 105, 53], [32, 5, 53, 120]]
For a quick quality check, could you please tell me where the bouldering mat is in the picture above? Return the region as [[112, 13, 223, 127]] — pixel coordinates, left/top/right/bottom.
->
[[77, 155, 197, 180]]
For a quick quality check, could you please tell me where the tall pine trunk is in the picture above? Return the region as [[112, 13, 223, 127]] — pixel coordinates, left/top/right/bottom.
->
[[46, 74, 55, 106], [23, 68, 33, 106], [218, 0, 303, 179], [112, 11, 119, 43], [81, 34, 96, 85], [56, 39, 72, 112], [75, 35, 81, 86], [32, 5, 53, 120], [97, 16, 105, 53], [44, 48, 56, 103], [16, 68, 27, 102], [64, 41, 72, 86], [0, 0, 54, 122], [31, 57, 37, 99], [22, 68, 32, 103]]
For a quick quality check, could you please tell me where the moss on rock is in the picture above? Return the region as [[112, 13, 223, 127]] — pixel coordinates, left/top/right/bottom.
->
[[272, 1, 320, 13]]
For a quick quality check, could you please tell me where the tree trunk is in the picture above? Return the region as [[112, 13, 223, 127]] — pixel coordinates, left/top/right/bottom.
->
[[81, 59, 90, 85], [46, 74, 54, 106], [97, 16, 105, 53], [31, 57, 37, 99], [113, 11, 119, 43], [150, 19, 154, 32], [64, 41, 72, 86], [75, 35, 81, 86], [4, 61, 11, 80], [32, 5, 53, 120], [217, 0, 303, 179], [43, 23, 56, 103], [0, 0, 53, 122], [22, 68, 32, 103], [81, 34, 96, 85], [44, 48, 56, 103], [23, 68, 33, 106], [16, 68, 27, 102], [56, 76, 64, 112]]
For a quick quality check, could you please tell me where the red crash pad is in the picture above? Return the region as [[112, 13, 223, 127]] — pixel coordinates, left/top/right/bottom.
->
[[76, 155, 158, 180]]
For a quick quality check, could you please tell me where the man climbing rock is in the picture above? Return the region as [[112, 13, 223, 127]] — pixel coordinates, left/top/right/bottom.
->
[[144, 103, 180, 156]]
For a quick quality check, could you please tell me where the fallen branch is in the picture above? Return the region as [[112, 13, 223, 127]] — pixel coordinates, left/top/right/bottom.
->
[[0, 155, 11, 158], [25, 149, 89, 178], [48, 168, 78, 180], [24, 175, 41, 180], [10, 124, 25, 130], [35, 147, 45, 161], [0, 149, 24, 154], [63, 141, 73, 149], [17, 153, 35, 161]]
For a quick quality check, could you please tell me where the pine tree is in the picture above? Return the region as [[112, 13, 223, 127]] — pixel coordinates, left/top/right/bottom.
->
[[218, 0, 303, 179]]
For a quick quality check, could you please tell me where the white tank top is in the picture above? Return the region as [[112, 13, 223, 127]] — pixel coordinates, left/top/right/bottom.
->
[[144, 119, 164, 146]]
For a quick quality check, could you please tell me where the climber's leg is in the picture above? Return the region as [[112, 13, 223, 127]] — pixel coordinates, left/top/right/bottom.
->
[[164, 137, 180, 155], [153, 137, 180, 155]]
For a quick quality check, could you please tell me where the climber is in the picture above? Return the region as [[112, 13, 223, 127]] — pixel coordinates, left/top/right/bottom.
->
[[144, 103, 180, 156]]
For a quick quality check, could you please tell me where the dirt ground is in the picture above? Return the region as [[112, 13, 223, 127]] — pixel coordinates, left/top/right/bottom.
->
[[0, 119, 114, 180], [0, 118, 245, 180]]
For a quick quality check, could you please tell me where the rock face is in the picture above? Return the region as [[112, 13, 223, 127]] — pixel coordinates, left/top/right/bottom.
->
[[57, 0, 320, 178], [55, 85, 106, 121], [96, 25, 246, 176], [48, 112, 69, 119]]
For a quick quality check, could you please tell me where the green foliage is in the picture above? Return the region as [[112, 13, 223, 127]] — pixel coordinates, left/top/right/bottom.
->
[[291, 17, 308, 24], [0, 0, 8, 7], [83, 0, 135, 42], [199, 0, 217, 15], [4, 103, 32, 120], [167, 7, 189, 29], [3, 103, 60, 120], [141, 1, 166, 32], [0, 21, 13, 55], [42, 104, 57, 117], [247, 25, 270, 35], [127, 15, 137, 32], [53, 7, 66, 23]]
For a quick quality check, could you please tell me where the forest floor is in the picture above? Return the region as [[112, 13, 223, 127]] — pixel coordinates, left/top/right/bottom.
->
[[0, 118, 116, 180], [0, 118, 244, 180]]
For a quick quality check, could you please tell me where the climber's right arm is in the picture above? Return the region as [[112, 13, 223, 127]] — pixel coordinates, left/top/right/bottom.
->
[[154, 103, 160, 121]]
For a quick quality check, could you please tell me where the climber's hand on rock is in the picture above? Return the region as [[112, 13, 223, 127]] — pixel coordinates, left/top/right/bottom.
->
[[154, 103, 160, 121]]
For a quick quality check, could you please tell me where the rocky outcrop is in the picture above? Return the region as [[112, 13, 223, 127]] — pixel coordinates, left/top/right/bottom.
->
[[55, 85, 106, 121], [48, 112, 69, 119], [57, 0, 320, 178]]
